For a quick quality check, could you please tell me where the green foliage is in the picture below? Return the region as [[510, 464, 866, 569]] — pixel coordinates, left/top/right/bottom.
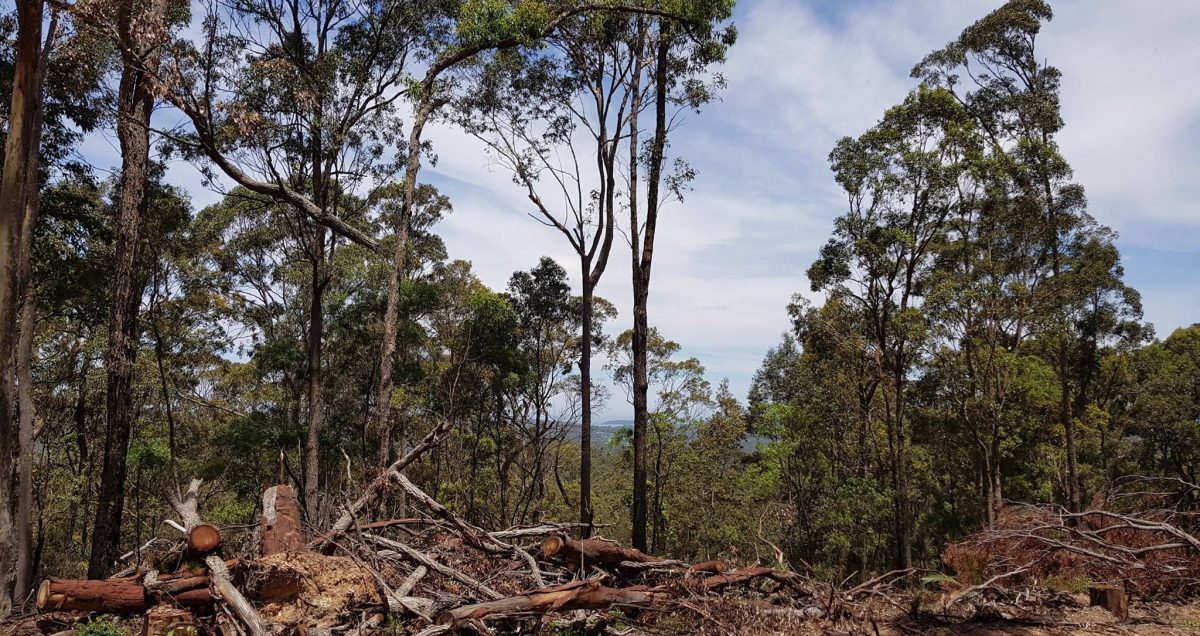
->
[[13, 0, 1200, 603], [456, 0, 551, 47], [74, 616, 131, 636]]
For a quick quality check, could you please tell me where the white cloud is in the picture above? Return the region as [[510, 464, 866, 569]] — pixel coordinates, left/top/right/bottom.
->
[[74, 0, 1191, 422], [417, 0, 1200, 420]]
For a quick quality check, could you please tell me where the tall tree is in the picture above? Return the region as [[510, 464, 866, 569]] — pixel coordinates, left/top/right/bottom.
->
[[609, 327, 711, 553], [808, 87, 972, 568], [89, 0, 172, 578], [369, 0, 686, 488], [0, 0, 48, 612], [914, 0, 1144, 511], [163, 0, 426, 520], [13, 7, 58, 603], [627, 3, 733, 551], [456, 13, 653, 531]]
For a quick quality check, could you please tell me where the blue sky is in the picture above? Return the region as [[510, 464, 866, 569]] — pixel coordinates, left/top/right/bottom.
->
[[79, 0, 1200, 423], [416, 0, 1200, 421]]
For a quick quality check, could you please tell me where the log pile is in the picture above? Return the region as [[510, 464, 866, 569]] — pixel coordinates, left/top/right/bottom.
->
[[24, 473, 840, 635], [16, 477, 1200, 628], [33, 475, 1200, 634]]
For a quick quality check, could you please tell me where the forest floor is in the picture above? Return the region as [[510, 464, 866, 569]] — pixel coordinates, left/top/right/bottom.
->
[[11, 563, 1200, 635], [14, 483, 1200, 635]]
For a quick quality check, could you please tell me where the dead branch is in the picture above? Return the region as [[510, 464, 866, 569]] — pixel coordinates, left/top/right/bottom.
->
[[169, 479, 270, 636], [366, 533, 503, 600], [315, 418, 454, 553]]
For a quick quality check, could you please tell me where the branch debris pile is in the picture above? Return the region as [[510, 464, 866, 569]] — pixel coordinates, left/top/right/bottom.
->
[[15, 477, 1200, 635], [944, 479, 1200, 600]]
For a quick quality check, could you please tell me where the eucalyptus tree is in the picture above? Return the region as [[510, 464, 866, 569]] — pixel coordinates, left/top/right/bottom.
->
[[160, 0, 433, 519], [625, 1, 734, 551], [808, 86, 974, 569], [455, 12, 654, 532], [502, 258, 580, 523], [914, 0, 1144, 511], [0, 0, 50, 610], [608, 327, 711, 553], [1, 0, 107, 600], [370, 0, 691, 490], [68, 0, 181, 577]]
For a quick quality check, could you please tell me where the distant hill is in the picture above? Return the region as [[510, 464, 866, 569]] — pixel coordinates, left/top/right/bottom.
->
[[570, 419, 766, 452]]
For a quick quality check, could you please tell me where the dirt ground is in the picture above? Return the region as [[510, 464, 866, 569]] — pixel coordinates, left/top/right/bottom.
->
[[8, 591, 1200, 635], [644, 594, 1200, 635], [873, 600, 1200, 636]]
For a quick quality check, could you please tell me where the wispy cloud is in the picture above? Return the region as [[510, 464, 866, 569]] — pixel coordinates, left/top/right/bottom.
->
[[424, 0, 1200, 420], [119, 0, 1198, 421]]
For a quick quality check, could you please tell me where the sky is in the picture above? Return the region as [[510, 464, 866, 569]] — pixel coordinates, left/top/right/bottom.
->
[[414, 0, 1200, 422], [82, 0, 1200, 424]]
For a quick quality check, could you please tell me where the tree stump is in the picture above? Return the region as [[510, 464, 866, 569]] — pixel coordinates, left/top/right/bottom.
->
[[260, 484, 305, 555], [1088, 585, 1128, 619], [143, 605, 200, 636]]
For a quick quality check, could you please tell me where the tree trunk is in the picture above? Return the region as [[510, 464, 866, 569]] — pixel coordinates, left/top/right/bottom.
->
[[37, 579, 147, 613], [626, 25, 645, 555], [16, 288, 36, 589], [1063, 377, 1080, 512], [436, 580, 665, 625], [579, 274, 594, 535], [372, 100, 431, 468], [630, 23, 670, 553], [90, 0, 167, 575], [259, 485, 305, 555], [304, 227, 327, 523], [0, 0, 45, 614], [540, 535, 658, 569], [14, 14, 55, 600]]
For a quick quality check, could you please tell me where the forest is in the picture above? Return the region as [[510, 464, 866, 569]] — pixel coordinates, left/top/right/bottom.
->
[[2, 0, 1200, 634]]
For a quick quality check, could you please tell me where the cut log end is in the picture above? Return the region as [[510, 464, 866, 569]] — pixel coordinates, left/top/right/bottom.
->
[[188, 523, 223, 553], [36, 579, 51, 608], [541, 535, 565, 558]]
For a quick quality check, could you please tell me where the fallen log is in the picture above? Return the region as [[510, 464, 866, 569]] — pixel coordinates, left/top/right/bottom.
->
[[489, 523, 599, 541], [687, 560, 728, 575], [541, 535, 658, 569], [36, 576, 218, 613], [260, 484, 305, 556], [147, 575, 210, 597], [170, 587, 218, 608], [691, 566, 811, 595], [388, 594, 434, 617], [398, 565, 428, 597], [170, 479, 269, 636], [37, 578, 147, 613], [696, 566, 775, 592], [436, 580, 667, 624]]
